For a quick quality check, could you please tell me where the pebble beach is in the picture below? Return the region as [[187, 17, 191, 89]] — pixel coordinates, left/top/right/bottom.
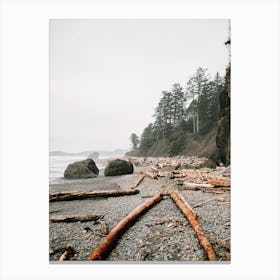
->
[[49, 162, 230, 262]]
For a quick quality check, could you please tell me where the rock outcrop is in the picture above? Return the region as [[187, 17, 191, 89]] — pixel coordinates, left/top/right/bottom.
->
[[215, 66, 230, 166], [104, 159, 133, 176], [64, 159, 99, 179]]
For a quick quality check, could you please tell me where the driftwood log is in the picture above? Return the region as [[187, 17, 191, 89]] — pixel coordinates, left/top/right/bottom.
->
[[207, 179, 230, 187], [50, 214, 103, 223], [88, 192, 164, 260], [131, 173, 146, 189], [142, 171, 158, 180], [179, 182, 214, 188], [50, 189, 139, 202], [167, 189, 218, 261]]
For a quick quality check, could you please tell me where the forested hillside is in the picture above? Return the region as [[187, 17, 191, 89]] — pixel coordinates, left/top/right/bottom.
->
[[128, 66, 229, 162]]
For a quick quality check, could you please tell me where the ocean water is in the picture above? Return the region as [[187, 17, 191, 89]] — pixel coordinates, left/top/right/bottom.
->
[[49, 156, 107, 184]]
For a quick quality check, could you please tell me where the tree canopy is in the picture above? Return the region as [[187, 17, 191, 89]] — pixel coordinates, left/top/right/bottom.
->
[[132, 67, 226, 156]]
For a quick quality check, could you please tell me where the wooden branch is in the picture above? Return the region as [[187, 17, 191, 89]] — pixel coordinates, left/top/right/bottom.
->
[[50, 189, 139, 202], [50, 214, 103, 223], [100, 221, 108, 235], [59, 251, 68, 261], [131, 173, 146, 189], [88, 192, 164, 260], [167, 189, 218, 261], [142, 171, 158, 180]]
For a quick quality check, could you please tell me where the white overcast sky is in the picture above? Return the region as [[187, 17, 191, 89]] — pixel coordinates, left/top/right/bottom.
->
[[50, 19, 229, 152]]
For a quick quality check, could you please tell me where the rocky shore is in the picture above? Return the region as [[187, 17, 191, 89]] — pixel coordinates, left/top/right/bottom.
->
[[49, 157, 230, 262]]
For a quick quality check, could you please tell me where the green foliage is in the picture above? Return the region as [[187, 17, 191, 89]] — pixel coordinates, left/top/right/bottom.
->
[[168, 129, 186, 156], [139, 123, 156, 154], [130, 67, 226, 156], [129, 133, 140, 149]]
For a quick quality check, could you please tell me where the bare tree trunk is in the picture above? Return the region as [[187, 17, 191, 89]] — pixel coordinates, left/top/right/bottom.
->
[[88, 192, 164, 260], [193, 113, 196, 134], [196, 111, 199, 133]]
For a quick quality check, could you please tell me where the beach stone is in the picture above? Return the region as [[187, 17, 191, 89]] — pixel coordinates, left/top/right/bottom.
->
[[104, 159, 133, 176], [64, 159, 99, 179]]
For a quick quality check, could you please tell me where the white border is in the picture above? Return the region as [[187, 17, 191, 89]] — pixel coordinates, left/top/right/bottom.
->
[[1, 1, 279, 280]]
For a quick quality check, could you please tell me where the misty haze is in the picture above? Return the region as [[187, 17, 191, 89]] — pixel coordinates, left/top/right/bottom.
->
[[49, 19, 231, 262]]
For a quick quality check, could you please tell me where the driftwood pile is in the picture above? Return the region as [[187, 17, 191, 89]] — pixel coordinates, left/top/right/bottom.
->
[[127, 156, 231, 193], [50, 157, 231, 261], [126, 156, 207, 169]]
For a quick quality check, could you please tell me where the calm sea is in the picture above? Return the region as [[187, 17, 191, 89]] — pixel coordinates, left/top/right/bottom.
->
[[49, 155, 107, 184]]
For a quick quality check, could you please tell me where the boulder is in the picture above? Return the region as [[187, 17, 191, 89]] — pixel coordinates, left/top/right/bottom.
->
[[104, 159, 133, 176], [64, 159, 99, 179]]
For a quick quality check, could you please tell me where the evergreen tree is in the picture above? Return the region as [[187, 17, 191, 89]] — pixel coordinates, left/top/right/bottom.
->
[[186, 67, 209, 134], [170, 83, 185, 126], [129, 133, 140, 149]]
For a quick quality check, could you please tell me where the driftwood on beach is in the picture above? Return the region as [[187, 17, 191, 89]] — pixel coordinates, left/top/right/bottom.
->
[[50, 189, 139, 202], [178, 182, 214, 188], [167, 189, 218, 261], [142, 171, 158, 180], [130, 173, 146, 189], [207, 179, 230, 187], [50, 214, 103, 223], [88, 192, 164, 260]]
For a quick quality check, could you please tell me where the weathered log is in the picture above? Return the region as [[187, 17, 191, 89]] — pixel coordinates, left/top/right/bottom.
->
[[207, 179, 230, 187], [167, 189, 218, 261], [50, 189, 139, 202], [131, 173, 146, 189], [142, 171, 158, 180], [181, 182, 214, 188], [88, 192, 164, 260], [50, 214, 103, 223]]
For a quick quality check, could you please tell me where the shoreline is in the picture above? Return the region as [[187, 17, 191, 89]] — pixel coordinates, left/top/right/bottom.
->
[[49, 158, 230, 262]]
